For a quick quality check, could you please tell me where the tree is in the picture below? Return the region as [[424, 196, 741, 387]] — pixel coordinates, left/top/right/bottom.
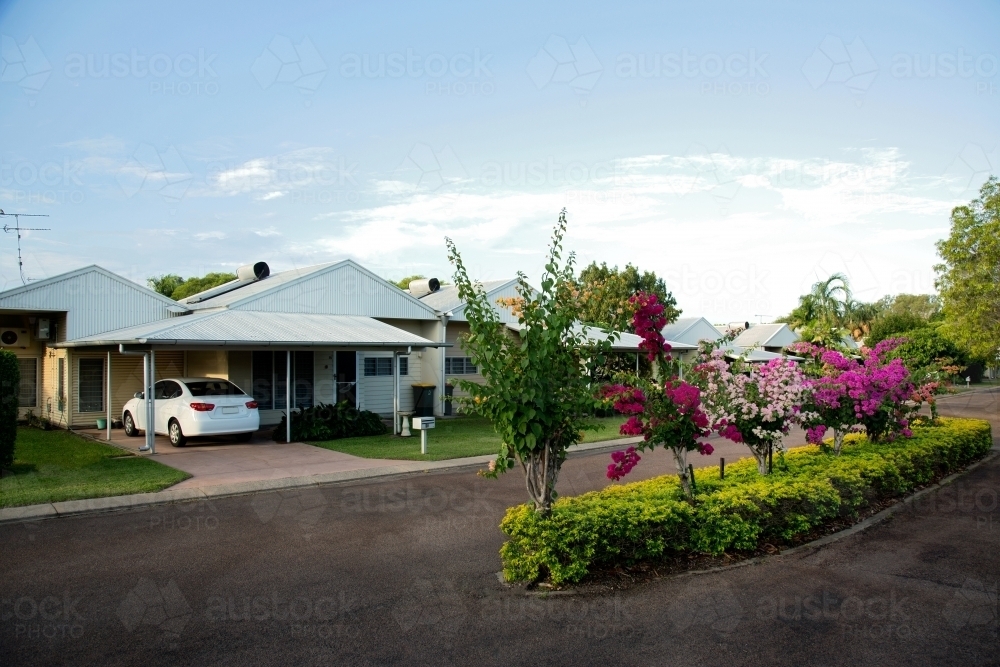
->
[[780, 273, 887, 343], [169, 272, 237, 300], [887, 326, 966, 383], [935, 176, 1000, 361], [866, 313, 927, 346], [876, 293, 942, 322], [395, 275, 425, 290], [445, 210, 616, 515], [575, 261, 680, 333], [0, 350, 18, 469], [147, 274, 185, 298]]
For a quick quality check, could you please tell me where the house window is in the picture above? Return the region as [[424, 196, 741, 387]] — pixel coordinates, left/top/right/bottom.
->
[[445, 357, 478, 375], [57, 357, 65, 412], [252, 351, 313, 410], [18, 358, 37, 408], [78, 358, 104, 413], [363, 357, 393, 376], [398, 356, 408, 376]]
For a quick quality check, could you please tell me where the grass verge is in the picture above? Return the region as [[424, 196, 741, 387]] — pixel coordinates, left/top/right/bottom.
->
[[0, 427, 190, 508], [309, 415, 631, 461]]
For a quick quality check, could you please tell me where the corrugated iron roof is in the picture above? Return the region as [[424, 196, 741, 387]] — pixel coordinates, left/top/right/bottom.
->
[[180, 260, 438, 319], [731, 323, 798, 348], [58, 310, 443, 348], [418, 279, 515, 313], [0, 265, 190, 340]]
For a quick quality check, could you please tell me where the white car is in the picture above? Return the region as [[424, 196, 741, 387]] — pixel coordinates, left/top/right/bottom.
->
[[122, 377, 260, 446]]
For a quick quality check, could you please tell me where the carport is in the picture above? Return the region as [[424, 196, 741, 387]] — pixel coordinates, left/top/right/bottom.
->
[[56, 310, 449, 452]]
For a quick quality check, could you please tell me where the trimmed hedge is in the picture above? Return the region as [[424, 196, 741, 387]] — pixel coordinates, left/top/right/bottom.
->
[[500, 418, 993, 585]]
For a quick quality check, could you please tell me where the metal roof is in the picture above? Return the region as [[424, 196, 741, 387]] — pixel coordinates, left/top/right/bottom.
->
[[181, 260, 439, 320], [418, 279, 515, 313], [0, 265, 189, 340], [731, 323, 799, 349], [504, 322, 697, 351], [58, 310, 444, 348]]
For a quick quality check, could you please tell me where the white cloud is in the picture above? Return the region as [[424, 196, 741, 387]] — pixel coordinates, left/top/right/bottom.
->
[[194, 231, 226, 241]]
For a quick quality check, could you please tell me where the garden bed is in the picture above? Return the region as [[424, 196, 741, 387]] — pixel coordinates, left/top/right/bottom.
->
[[499, 417, 993, 586]]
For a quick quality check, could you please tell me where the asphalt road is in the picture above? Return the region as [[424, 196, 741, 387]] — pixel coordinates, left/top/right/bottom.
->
[[3, 389, 999, 666]]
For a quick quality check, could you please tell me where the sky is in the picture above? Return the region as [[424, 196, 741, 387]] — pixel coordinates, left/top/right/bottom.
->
[[0, 0, 997, 323]]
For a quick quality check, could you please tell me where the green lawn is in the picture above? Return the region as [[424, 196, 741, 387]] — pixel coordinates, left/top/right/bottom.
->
[[310, 415, 632, 461], [0, 428, 190, 508]]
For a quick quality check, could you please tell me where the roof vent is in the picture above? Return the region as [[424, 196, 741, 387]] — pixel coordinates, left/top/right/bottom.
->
[[408, 278, 440, 298], [237, 262, 270, 282]]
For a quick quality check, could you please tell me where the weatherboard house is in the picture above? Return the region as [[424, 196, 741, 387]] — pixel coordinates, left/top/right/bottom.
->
[[0, 260, 677, 439]]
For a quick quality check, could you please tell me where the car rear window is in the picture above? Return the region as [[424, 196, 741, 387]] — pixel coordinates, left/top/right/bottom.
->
[[184, 380, 246, 397]]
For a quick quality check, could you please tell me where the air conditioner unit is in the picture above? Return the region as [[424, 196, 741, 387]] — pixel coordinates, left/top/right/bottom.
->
[[0, 329, 30, 347]]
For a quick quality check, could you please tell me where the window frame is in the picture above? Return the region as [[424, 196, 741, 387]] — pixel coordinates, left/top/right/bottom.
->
[[18, 357, 37, 408], [77, 357, 105, 413]]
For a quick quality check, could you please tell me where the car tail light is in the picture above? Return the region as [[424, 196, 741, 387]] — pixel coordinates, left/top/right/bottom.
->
[[245, 401, 259, 409], [190, 402, 215, 412]]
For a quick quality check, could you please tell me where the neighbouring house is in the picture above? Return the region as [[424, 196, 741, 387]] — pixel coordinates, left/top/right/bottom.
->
[[730, 323, 800, 354], [414, 279, 696, 402], [661, 317, 802, 363], [0, 261, 450, 432]]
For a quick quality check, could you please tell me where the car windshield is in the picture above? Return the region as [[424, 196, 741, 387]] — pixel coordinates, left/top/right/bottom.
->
[[183, 380, 245, 397]]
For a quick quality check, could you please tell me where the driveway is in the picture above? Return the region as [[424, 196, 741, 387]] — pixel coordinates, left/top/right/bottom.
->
[[2, 389, 997, 666], [76, 428, 411, 489]]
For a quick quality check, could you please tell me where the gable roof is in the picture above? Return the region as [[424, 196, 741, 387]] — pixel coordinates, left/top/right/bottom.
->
[[661, 317, 722, 346], [0, 265, 189, 340], [419, 278, 524, 324], [418, 279, 514, 313], [731, 323, 800, 349], [182, 260, 439, 320]]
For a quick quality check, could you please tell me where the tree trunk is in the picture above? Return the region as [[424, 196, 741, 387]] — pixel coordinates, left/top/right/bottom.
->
[[833, 429, 846, 455], [672, 447, 692, 499], [521, 440, 563, 515]]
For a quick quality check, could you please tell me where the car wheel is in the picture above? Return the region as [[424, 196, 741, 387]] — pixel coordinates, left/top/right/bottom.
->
[[168, 419, 187, 447], [123, 412, 139, 437]]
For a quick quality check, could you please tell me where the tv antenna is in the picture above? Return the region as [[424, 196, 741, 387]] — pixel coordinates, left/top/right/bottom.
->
[[0, 210, 51, 285], [754, 314, 771, 324]]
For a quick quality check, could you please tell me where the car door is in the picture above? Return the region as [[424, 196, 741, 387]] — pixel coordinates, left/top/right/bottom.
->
[[153, 380, 181, 435]]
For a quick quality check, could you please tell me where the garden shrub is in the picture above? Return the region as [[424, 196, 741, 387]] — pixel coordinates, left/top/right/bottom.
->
[[500, 418, 992, 584], [273, 401, 386, 442], [0, 350, 18, 469]]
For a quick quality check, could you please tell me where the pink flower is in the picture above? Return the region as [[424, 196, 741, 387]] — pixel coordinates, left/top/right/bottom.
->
[[697, 442, 714, 455], [607, 446, 641, 480]]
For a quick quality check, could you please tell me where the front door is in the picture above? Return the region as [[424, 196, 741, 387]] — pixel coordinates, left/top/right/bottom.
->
[[335, 351, 357, 407]]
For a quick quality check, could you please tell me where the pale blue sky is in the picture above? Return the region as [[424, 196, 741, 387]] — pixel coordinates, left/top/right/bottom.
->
[[0, 0, 997, 321]]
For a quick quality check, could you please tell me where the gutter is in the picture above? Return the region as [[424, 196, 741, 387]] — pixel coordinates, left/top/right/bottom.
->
[[55, 340, 453, 349]]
